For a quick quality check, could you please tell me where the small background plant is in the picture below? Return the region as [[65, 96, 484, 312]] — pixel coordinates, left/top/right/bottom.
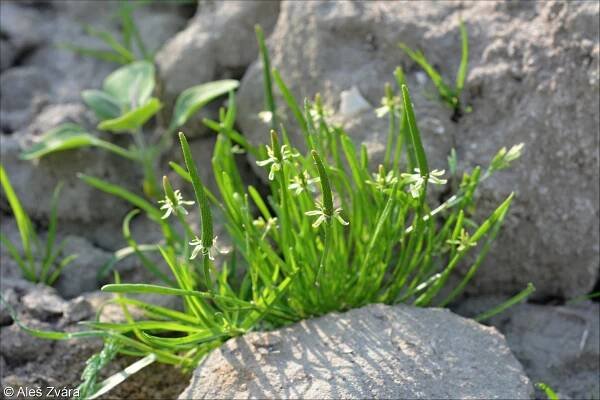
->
[[21, 3, 238, 199], [399, 20, 470, 121], [59, 1, 154, 64], [0, 164, 78, 284]]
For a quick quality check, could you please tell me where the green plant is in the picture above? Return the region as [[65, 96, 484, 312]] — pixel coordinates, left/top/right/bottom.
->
[[20, 59, 238, 198], [399, 20, 470, 120], [536, 382, 560, 400], [565, 291, 600, 304], [0, 164, 78, 284], [24, 80, 524, 395], [10, 26, 530, 398], [60, 1, 153, 64]]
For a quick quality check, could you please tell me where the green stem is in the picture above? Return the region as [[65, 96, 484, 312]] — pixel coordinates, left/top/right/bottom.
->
[[132, 129, 159, 198]]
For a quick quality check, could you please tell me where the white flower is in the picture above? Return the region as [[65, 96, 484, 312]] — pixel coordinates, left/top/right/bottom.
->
[[375, 95, 401, 118], [489, 143, 524, 173], [288, 171, 320, 195], [305, 201, 349, 229], [446, 228, 476, 252], [308, 104, 333, 126], [189, 236, 229, 261], [158, 190, 194, 219], [258, 111, 273, 124], [366, 167, 398, 192], [375, 96, 401, 118], [253, 216, 278, 240], [230, 144, 246, 154], [400, 168, 447, 198], [256, 144, 299, 180]]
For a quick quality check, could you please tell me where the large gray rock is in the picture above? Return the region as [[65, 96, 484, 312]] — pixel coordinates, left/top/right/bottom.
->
[[0, 2, 44, 73], [456, 298, 600, 400], [156, 0, 280, 136], [179, 304, 533, 399], [0, 67, 51, 132], [236, 1, 600, 299], [54, 235, 112, 299]]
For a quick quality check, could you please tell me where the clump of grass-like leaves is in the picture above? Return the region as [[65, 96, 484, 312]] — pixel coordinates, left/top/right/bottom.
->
[[6, 24, 531, 398]]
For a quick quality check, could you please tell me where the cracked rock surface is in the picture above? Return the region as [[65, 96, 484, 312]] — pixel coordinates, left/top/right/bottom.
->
[[179, 303, 533, 399]]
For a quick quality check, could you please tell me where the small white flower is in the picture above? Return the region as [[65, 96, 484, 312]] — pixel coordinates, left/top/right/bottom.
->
[[189, 236, 229, 261], [489, 143, 524, 173], [308, 104, 334, 126], [230, 144, 246, 154], [252, 216, 278, 240], [288, 171, 320, 195], [400, 168, 447, 198], [256, 144, 299, 180], [307, 93, 334, 126], [158, 190, 194, 219], [446, 228, 476, 252], [366, 167, 398, 192], [375, 96, 401, 118], [258, 111, 273, 124], [305, 201, 349, 229], [505, 143, 524, 162], [485, 143, 525, 178]]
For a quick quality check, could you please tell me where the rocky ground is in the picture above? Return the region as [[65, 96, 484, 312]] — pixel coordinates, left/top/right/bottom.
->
[[1, 1, 599, 399]]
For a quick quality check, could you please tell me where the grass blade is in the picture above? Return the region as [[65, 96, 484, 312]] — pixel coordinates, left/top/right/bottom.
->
[[272, 68, 308, 135], [0, 164, 35, 265], [401, 85, 429, 175], [88, 354, 156, 400], [255, 25, 277, 129], [455, 20, 469, 93], [179, 133, 213, 250], [535, 383, 559, 400], [78, 174, 162, 220], [475, 283, 535, 322]]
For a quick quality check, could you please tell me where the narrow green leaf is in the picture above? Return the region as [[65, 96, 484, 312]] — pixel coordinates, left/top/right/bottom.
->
[[255, 25, 277, 129], [40, 183, 63, 282], [398, 43, 453, 101], [475, 283, 535, 322], [78, 174, 162, 220], [59, 44, 131, 64], [0, 164, 35, 263], [102, 284, 253, 308], [179, 133, 213, 249], [117, 2, 149, 60], [84, 25, 136, 63], [98, 244, 159, 278], [272, 69, 308, 134], [535, 383, 559, 400], [311, 150, 333, 216], [47, 253, 79, 286], [455, 20, 469, 93], [88, 354, 156, 400], [401, 85, 429, 175], [84, 321, 204, 333], [169, 80, 239, 131], [0, 233, 33, 280], [121, 209, 174, 285]]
